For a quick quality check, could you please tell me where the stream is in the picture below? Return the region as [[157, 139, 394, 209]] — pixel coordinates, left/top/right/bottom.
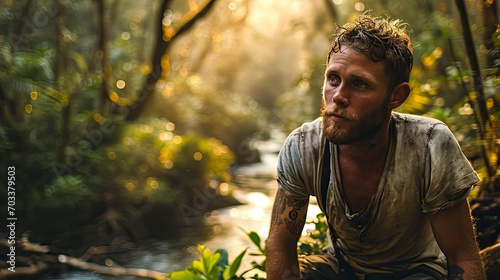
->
[[40, 134, 321, 279]]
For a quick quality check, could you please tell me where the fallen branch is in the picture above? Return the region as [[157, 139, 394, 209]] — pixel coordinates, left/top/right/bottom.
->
[[19, 234, 50, 253], [0, 236, 170, 279], [0, 262, 49, 279], [57, 254, 169, 279], [79, 240, 136, 261]]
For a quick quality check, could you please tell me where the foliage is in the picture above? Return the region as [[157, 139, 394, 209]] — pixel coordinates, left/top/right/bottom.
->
[[169, 213, 330, 280], [44, 175, 89, 208], [0, 0, 245, 239], [78, 118, 234, 203], [240, 230, 266, 279], [168, 244, 248, 280], [297, 213, 330, 255], [154, 79, 270, 164]]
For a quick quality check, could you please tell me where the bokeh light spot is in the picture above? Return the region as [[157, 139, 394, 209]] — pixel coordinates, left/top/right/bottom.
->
[[147, 177, 159, 189], [194, 152, 203, 161], [93, 113, 106, 125], [116, 80, 126, 89], [219, 183, 230, 196], [123, 136, 132, 145], [125, 181, 135, 191], [228, 2, 237, 10], [229, 207, 239, 217], [164, 160, 174, 169], [173, 135, 182, 144], [121, 32, 131, 40], [25, 104, 33, 114], [159, 131, 173, 141], [213, 225, 223, 234], [354, 2, 365, 11], [166, 122, 175, 131], [105, 258, 113, 266], [140, 163, 149, 172], [109, 91, 120, 102], [159, 154, 169, 163], [107, 151, 116, 160]]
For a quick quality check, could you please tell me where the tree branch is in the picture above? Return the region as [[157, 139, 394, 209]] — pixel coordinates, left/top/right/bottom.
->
[[169, 0, 217, 40], [0, 236, 167, 279], [57, 254, 169, 279], [125, 0, 216, 121]]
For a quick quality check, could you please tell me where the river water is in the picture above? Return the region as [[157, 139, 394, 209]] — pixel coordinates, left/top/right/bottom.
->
[[41, 135, 321, 279]]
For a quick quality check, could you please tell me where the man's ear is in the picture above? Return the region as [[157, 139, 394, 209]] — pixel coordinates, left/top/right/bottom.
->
[[389, 82, 410, 109]]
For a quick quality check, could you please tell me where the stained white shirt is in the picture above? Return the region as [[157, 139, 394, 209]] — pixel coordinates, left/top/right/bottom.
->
[[276, 112, 480, 275]]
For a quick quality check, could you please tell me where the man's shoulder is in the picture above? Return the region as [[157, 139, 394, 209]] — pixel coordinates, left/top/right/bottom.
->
[[392, 112, 454, 147], [288, 118, 324, 144], [392, 112, 447, 134], [296, 117, 322, 132], [392, 112, 445, 126], [281, 118, 324, 155]]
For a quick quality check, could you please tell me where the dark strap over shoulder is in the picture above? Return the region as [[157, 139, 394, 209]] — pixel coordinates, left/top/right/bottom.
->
[[319, 141, 357, 277], [320, 141, 330, 213]]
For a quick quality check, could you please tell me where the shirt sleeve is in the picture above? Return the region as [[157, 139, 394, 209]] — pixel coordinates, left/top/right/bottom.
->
[[276, 128, 310, 199], [421, 123, 480, 215]]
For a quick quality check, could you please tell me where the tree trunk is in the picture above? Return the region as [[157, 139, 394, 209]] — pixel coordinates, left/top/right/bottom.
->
[[455, 0, 495, 186]]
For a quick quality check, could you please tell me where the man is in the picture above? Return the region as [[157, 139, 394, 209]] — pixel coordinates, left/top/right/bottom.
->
[[266, 14, 485, 280]]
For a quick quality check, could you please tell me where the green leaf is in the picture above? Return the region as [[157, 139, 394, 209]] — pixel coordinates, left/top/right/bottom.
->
[[229, 248, 247, 277], [191, 259, 204, 275], [197, 244, 207, 255], [207, 252, 221, 279], [299, 243, 312, 254], [223, 267, 231, 280], [168, 270, 205, 280], [215, 249, 229, 267], [247, 231, 263, 252]]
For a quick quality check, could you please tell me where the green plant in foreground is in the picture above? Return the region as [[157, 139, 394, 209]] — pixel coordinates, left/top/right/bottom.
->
[[168, 244, 247, 280], [298, 213, 329, 255], [167, 213, 329, 279], [240, 229, 266, 279]]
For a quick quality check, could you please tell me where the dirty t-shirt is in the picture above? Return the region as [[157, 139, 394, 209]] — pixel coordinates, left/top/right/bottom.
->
[[276, 112, 480, 275]]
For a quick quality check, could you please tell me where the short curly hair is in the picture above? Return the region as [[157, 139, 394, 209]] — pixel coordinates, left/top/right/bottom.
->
[[327, 14, 413, 92]]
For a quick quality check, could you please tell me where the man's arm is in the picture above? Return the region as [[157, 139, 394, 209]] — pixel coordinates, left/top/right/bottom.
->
[[429, 198, 485, 280], [266, 188, 309, 280]]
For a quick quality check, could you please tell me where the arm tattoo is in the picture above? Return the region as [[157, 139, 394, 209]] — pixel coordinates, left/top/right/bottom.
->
[[271, 190, 307, 236], [447, 265, 464, 280], [287, 199, 307, 220], [271, 190, 287, 226]]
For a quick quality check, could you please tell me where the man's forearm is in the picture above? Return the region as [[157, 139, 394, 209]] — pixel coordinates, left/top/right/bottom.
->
[[266, 189, 308, 280], [266, 248, 301, 280]]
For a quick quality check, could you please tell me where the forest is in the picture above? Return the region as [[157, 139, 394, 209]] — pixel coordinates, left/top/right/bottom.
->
[[0, 0, 499, 279]]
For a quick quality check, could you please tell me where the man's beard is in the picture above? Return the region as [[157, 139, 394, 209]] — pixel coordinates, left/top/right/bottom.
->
[[320, 99, 389, 144]]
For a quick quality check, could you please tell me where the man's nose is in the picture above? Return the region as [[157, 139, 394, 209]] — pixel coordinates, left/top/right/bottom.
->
[[331, 84, 349, 106]]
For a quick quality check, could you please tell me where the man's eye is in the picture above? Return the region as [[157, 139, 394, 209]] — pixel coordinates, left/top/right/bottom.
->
[[353, 80, 368, 89], [328, 75, 339, 84]]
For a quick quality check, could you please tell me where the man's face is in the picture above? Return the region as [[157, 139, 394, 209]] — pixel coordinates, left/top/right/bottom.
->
[[321, 46, 392, 144]]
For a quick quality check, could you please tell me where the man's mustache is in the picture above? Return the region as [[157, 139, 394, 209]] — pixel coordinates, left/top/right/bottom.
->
[[322, 108, 354, 121]]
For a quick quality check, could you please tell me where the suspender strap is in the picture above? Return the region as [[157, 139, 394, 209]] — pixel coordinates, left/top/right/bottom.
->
[[320, 141, 330, 213], [320, 142, 355, 277]]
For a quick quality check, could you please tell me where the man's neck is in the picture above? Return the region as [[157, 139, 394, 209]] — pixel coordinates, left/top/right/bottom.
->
[[337, 121, 392, 166]]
